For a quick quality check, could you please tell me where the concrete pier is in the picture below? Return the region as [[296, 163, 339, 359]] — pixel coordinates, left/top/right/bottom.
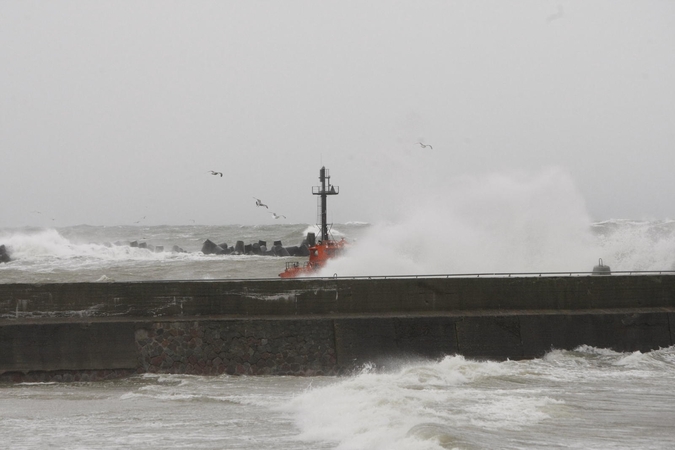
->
[[1, 276, 674, 381]]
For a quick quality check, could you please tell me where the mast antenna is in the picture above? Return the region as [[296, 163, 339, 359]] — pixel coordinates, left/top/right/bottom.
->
[[312, 166, 339, 242]]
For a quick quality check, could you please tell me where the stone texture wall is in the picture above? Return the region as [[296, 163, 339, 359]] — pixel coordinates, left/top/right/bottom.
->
[[135, 319, 338, 376]]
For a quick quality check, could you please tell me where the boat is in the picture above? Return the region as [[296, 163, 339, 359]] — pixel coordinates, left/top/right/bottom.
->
[[279, 167, 348, 278]]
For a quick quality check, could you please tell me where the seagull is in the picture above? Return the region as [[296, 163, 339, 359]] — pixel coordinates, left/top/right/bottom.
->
[[416, 142, 433, 149], [209, 170, 223, 177], [134, 216, 146, 224], [253, 197, 269, 209], [270, 212, 286, 219]]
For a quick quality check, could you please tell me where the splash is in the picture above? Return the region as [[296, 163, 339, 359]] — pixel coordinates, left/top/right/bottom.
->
[[322, 168, 600, 276], [593, 219, 675, 271]]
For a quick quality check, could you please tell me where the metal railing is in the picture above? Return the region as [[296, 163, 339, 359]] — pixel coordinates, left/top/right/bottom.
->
[[300, 270, 675, 281]]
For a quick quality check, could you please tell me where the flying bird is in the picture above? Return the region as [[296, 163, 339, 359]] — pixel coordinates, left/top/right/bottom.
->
[[416, 142, 433, 149], [253, 197, 269, 209], [209, 170, 223, 177], [270, 212, 286, 219], [134, 216, 146, 224]]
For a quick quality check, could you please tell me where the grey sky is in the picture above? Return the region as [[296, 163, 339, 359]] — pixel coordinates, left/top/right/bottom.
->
[[2, 1, 674, 227]]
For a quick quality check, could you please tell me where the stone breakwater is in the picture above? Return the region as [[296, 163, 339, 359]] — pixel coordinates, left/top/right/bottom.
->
[[2, 276, 675, 382], [136, 320, 338, 376]]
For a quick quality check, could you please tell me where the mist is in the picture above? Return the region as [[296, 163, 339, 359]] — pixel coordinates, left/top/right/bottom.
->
[[1, 1, 674, 228]]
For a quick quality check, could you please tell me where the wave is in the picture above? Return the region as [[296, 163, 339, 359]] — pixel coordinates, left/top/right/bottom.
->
[[284, 346, 675, 450], [283, 354, 561, 450], [319, 169, 675, 277], [0, 228, 178, 263]]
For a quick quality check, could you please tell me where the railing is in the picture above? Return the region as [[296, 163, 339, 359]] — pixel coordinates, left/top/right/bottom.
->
[[312, 186, 339, 195], [104, 270, 675, 283], [299, 270, 675, 281]]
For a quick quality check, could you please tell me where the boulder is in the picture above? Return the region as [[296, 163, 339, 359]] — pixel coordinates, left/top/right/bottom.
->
[[234, 240, 245, 254], [172, 245, 186, 253], [201, 239, 225, 255], [297, 242, 310, 257], [130, 241, 138, 247], [0, 245, 10, 263]]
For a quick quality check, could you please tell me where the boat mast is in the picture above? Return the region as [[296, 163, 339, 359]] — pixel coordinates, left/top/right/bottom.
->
[[312, 166, 339, 242]]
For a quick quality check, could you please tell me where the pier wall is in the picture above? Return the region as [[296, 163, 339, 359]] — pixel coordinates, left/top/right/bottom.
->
[[1, 276, 674, 381]]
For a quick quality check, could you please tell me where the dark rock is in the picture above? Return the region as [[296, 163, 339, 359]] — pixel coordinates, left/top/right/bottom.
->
[[258, 240, 267, 248], [285, 246, 299, 256], [138, 242, 147, 249], [201, 239, 225, 255], [251, 243, 262, 255], [244, 244, 252, 254], [155, 246, 164, 252], [172, 245, 186, 253], [275, 246, 290, 257], [0, 245, 10, 263], [234, 241, 245, 254], [130, 241, 138, 247], [297, 242, 310, 257]]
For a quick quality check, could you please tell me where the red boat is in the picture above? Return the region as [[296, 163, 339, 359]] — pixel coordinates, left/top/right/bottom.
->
[[280, 167, 348, 278]]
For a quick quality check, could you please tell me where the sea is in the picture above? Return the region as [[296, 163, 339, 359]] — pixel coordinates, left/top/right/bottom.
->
[[1, 220, 675, 449]]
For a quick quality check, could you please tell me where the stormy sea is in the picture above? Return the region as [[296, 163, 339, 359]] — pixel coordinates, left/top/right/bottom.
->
[[1, 220, 675, 449]]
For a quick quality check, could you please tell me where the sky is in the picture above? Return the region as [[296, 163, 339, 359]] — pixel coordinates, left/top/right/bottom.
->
[[1, 0, 674, 228]]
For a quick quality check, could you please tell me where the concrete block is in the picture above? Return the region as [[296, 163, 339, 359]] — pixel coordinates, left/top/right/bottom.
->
[[520, 312, 672, 358], [0, 322, 137, 373], [333, 317, 458, 368], [334, 318, 398, 367], [455, 316, 523, 360]]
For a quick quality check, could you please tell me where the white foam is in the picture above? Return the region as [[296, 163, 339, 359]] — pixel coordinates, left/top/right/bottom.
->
[[0, 228, 171, 262], [283, 355, 556, 450], [593, 220, 675, 271]]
